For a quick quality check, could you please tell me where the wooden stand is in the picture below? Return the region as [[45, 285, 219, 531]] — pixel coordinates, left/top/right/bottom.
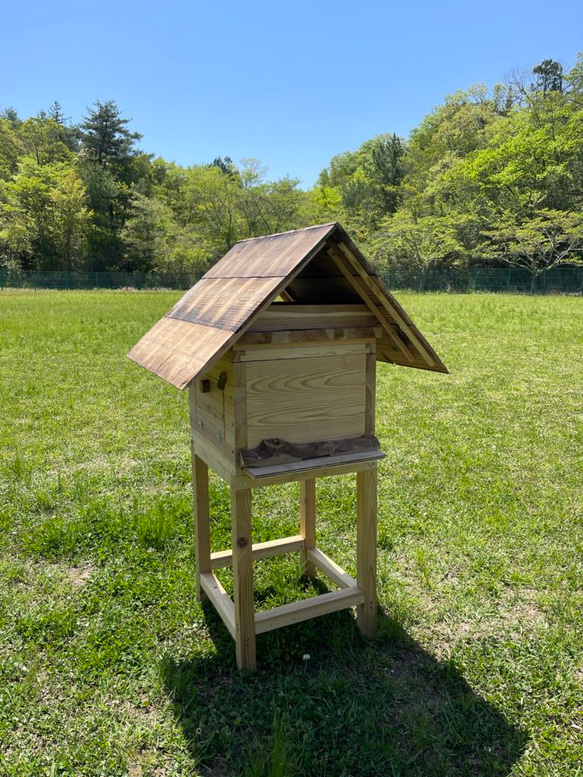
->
[[192, 449, 378, 671]]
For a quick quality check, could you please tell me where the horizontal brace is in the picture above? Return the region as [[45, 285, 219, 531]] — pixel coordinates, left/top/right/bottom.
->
[[255, 586, 364, 634], [210, 535, 305, 569], [306, 548, 356, 589], [240, 327, 381, 344], [199, 572, 236, 639]]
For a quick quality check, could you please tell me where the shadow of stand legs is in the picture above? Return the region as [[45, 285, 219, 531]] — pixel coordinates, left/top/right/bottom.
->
[[160, 604, 527, 776]]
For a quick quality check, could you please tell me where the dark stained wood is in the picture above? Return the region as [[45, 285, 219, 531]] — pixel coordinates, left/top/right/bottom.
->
[[285, 277, 360, 303], [204, 223, 336, 279], [128, 317, 232, 390], [167, 277, 284, 331], [240, 434, 381, 468]]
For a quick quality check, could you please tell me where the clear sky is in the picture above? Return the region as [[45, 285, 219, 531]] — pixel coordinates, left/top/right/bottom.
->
[[2, 0, 582, 187]]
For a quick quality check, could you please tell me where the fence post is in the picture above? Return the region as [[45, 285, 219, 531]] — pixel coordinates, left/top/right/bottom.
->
[[507, 268, 512, 291], [543, 268, 547, 295]]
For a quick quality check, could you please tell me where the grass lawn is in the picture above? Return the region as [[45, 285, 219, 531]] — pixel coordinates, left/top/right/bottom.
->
[[0, 290, 581, 777]]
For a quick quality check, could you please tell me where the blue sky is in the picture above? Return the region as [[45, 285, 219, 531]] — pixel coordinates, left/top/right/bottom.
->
[[2, 0, 582, 187]]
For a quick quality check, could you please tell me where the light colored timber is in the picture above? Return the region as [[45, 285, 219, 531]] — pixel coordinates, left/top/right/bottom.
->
[[326, 247, 414, 362], [231, 487, 256, 670], [191, 427, 236, 481], [357, 466, 378, 637], [255, 587, 364, 634], [199, 572, 236, 639], [232, 360, 247, 473], [210, 535, 305, 569], [248, 304, 378, 332], [365, 345, 376, 436], [245, 353, 367, 447], [306, 548, 356, 589], [337, 241, 435, 367], [191, 449, 211, 601], [233, 342, 369, 361], [243, 449, 385, 480], [300, 479, 316, 578], [239, 327, 380, 346]]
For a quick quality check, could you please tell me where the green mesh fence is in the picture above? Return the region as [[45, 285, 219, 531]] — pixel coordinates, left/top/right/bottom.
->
[[379, 266, 583, 294], [0, 270, 202, 291], [1, 267, 582, 294]]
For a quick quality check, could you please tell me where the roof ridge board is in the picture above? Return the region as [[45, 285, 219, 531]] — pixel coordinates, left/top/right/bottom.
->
[[198, 274, 288, 280], [233, 222, 338, 245]]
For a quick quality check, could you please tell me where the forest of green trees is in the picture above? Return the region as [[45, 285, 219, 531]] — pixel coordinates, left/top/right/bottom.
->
[[1, 56, 582, 283]]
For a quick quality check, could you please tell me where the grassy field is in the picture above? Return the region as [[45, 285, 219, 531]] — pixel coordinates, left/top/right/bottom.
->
[[0, 290, 581, 777]]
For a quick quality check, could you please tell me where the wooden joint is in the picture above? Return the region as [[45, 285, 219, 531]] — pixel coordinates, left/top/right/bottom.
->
[[211, 534, 305, 569], [199, 572, 236, 638], [306, 548, 356, 589]]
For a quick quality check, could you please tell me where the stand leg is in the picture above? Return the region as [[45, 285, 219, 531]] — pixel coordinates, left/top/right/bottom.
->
[[231, 487, 256, 671], [191, 446, 210, 602], [357, 465, 377, 637], [300, 478, 316, 578]]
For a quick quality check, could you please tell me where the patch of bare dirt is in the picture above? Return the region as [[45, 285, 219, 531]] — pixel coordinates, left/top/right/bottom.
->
[[68, 565, 95, 587]]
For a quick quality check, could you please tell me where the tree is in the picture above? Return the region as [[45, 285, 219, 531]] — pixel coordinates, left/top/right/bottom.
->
[[47, 101, 79, 152], [533, 59, 564, 95], [80, 100, 141, 171], [0, 159, 91, 270], [0, 119, 23, 180], [481, 209, 583, 290], [18, 116, 73, 166], [371, 211, 464, 281], [50, 169, 92, 270], [0, 107, 21, 127], [119, 191, 173, 272], [238, 159, 306, 236]]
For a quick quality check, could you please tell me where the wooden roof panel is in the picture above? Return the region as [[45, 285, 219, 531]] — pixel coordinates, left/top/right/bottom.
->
[[127, 317, 233, 390], [127, 221, 448, 389], [167, 277, 284, 331], [203, 223, 335, 278]]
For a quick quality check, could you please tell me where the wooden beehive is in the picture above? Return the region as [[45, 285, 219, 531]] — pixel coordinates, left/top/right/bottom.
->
[[128, 222, 447, 670], [129, 222, 447, 484]]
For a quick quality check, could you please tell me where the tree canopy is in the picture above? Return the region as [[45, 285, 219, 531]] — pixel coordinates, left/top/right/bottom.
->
[[1, 55, 582, 281]]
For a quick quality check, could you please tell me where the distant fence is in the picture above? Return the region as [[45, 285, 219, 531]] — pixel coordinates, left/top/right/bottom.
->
[[381, 266, 583, 294], [0, 270, 203, 291], [1, 266, 582, 294]]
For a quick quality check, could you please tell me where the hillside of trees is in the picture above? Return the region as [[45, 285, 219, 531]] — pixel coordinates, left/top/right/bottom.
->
[[1, 56, 582, 282]]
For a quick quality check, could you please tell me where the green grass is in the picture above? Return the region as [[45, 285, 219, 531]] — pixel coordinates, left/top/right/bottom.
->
[[0, 290, 582, 776]]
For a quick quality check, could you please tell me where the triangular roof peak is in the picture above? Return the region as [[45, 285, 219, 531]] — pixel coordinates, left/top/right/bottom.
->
[[128, 222, 447, 389]]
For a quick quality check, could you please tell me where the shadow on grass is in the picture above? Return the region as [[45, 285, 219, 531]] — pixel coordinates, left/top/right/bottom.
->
[[161, 601, 527, 777]]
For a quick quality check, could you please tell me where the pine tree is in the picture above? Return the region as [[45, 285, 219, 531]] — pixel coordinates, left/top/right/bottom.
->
[[80, 100, 142, 167]]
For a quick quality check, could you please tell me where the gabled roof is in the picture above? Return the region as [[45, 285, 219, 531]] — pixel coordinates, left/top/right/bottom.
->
[[128, 222, 447, 389]]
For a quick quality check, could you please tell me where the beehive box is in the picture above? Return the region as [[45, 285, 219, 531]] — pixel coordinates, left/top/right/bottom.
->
[[129, 222, 447, 484]]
